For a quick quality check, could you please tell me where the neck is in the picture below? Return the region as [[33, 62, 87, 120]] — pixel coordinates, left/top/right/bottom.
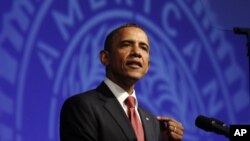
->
[[107, 76, 136, 95]]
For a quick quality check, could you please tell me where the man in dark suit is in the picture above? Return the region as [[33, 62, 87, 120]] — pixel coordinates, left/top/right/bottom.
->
[[60, 23, 184, 141]]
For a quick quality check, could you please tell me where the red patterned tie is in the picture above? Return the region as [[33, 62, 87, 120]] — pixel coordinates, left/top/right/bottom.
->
[[125, 96, 144, 141]]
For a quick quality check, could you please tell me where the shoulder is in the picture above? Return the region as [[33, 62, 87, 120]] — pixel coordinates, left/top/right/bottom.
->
[[61, 82, 114, 110], [63, 89, 101, 107]]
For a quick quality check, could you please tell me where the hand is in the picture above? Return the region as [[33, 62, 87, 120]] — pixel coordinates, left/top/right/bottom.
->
[[157, 116, 184, 141]]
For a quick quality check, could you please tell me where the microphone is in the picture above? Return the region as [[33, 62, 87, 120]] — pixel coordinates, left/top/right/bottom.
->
[[195, 115, 230, 138]]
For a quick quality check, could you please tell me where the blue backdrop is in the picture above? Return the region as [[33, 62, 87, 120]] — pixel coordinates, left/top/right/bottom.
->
[[0, 0, 249, 141]]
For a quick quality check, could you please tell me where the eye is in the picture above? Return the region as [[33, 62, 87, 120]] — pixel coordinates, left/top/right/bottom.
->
[[120, 40, 133, 48], [122, 42, 131, 46], [140, 44, 149, 52]]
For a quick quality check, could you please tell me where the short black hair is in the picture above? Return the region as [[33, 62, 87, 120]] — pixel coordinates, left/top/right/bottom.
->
[[104, 23, 147, 51]]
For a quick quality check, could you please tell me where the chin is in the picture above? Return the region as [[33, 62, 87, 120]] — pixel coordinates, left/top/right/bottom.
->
[[126, 73, 144, 81]]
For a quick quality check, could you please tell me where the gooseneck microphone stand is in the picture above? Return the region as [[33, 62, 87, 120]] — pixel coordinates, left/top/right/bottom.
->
[[234, 27, 250, 103]]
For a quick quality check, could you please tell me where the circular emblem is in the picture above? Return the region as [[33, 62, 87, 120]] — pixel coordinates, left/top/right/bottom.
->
[[0, 0, 248, 141]]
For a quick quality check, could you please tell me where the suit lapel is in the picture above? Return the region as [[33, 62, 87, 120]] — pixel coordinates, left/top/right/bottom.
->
[[139, 108, 154, 141], [96, 82, 137, 141]]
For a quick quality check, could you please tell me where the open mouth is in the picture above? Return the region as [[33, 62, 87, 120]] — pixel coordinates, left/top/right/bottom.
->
[[126, 61, 142, 68]]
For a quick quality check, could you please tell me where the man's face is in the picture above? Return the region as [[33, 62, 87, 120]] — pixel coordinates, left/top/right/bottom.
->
[[106, 27, 150, 81]]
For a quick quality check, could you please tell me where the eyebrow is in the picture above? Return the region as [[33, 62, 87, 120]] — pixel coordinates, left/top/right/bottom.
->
[[120, 39, 134, 44], [120, 39, 149, 47]]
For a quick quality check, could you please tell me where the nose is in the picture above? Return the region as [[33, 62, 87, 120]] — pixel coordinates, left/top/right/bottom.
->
[[130, 46, 141, 58]]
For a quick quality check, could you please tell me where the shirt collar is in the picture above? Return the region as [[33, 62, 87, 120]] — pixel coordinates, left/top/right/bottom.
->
[[104, 78, 138, 108]]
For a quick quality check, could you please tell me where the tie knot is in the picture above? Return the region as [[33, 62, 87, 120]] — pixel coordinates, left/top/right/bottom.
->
[[125, 96, 136, 108]]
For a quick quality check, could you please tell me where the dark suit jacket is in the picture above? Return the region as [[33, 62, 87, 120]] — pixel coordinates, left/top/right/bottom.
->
[[60, 82, 162, 141]]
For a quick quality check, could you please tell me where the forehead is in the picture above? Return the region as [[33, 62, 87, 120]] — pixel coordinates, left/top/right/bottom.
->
[[115, 27, 149, 42]]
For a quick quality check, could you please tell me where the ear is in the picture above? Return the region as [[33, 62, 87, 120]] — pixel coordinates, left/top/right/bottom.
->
[[99, 50, 109, 66]]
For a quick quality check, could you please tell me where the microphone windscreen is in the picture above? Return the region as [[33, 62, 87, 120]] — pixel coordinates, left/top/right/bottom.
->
[[195, 115, 213, 131]]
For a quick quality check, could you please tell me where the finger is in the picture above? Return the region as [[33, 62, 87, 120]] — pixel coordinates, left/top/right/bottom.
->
[[157, 116, 184, 133], [169, 130, 183, 141], [169, 124, 184, 136], [168, 118, 182, 126], [167, 120, 183, 130], [157, 116, 170, 121], [157, 116, 182, 126]]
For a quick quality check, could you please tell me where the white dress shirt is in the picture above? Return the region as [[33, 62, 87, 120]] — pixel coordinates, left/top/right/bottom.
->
[[104, 78, 141, 122]]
